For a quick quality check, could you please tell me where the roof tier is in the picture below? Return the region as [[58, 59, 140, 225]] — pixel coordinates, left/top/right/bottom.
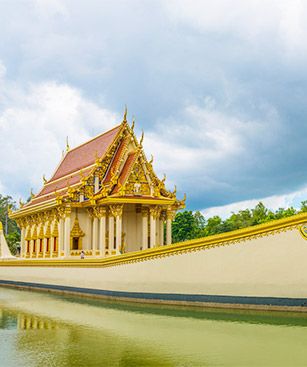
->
[[23, 124, 122, 209]]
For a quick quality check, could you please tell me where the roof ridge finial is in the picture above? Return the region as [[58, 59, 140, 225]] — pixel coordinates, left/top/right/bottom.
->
[[140, 130, 144, 146], [66, 136, 70, 152], [173, 185, 177, 196], [131, 116, 135, 131], [123, 105, 128, 123]]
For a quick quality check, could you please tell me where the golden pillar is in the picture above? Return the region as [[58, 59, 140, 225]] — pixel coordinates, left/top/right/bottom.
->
[[166, 209, 175, 245], [110, 204, 123, 255], [142, 207, 148, 250], [63, 206, 71, 257], [150, 206, 161, 248], [97, 206, 107, 257]]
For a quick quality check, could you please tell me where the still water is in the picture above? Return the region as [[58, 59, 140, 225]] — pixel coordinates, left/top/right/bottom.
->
[[1, 287, 307, 367]]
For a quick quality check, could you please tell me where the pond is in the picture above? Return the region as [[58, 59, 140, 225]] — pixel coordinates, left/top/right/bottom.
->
[[1, 287, 307, 366]]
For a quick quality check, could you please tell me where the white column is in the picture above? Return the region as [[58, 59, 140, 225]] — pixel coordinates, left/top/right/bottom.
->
[[108, 215, 114, 255], [116, 215, 122, 254], [98, 207, 106, 257], [43, 237, 47, 258], [109, 204, 123, 255], [58, 218, 64, 257], [64, 208, 71, 258], [30, 225, 35, 258], [166, 209, 174, 245], [24, 225, 30, 257], [29, 240, 34, 258], [150, 213, 156, 248], [150, 206, 160, 248], [92, 216, 98, 256], [159, 214, 165, 246], [108, 214, 114, 255], [35, 239, 42, 258], [142, 207, 148, 250], [50, 237, 54, 258], [20, 227, 25, 258], [52, 219, 59, 258], [166, 219, 172, 245]]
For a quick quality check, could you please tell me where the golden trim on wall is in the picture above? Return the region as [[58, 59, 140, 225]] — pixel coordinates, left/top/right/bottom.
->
[[299, 223, 307, 239]]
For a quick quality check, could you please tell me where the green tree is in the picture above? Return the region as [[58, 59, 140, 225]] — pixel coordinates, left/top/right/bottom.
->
[[203, 216, 223, 236], [0, 194, 20, 254], [300, 200, 307, 212], [251, 202, 268, 224], [172, 200, 305, 243], [224, 209, 253, 231], [273, 207, 297, 219], [172, 211, 206, 242]]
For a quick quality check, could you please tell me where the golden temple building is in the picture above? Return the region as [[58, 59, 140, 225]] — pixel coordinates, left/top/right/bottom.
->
[[10, 110, 185, 259]]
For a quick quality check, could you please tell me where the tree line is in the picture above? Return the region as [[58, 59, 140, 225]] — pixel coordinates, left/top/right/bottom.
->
[[172, 201, 307, 243]]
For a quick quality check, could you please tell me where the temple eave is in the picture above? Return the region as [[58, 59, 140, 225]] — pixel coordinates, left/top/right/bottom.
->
[[10, 199, 58, 219]]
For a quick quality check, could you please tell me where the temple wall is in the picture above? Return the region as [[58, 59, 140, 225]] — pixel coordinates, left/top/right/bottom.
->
[[1, 227, 307, 300]]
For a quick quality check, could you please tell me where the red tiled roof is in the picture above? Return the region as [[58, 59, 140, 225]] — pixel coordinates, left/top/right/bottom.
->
[[24, 192, 59, 207], [112, 152, 137, 194], [51, 125, 121, 181], [37, 167, 93, 197], [104, 137, 129, 183], [119, 152, 137, 185], [24, 124, 122, 209]]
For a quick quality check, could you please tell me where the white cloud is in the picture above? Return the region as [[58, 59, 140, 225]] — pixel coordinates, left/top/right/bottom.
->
[[164, 0, 307, 56], [0, 180, 5, 194], [0, 69, 118, 199], [202, 186, 307, 219], [31, 0, 68, 18], [143, 98, 280, 192], [0, 61, 6, 79]]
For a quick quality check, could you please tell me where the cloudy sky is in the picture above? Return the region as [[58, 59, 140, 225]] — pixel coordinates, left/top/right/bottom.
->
[[1, 0, 307, 217]]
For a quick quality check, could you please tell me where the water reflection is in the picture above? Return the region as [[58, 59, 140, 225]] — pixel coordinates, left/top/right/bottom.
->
[[17, 313, 59, 330], [1, 287, 307, 366], [0, 309, 18, 330], [1, 310, 175, 367]]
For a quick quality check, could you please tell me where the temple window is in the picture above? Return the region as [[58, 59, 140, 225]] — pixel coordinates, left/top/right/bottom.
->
[[72, 237, 79, 250], [70, 214, 84, 252]]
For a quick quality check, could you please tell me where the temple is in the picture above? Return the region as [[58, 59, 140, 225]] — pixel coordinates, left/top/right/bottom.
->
[[10, 110, 185, 259]]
